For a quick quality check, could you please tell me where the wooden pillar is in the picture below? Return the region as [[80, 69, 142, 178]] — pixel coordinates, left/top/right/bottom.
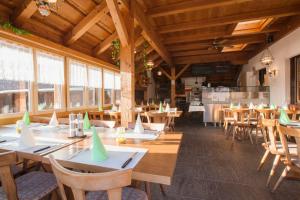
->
[[171, 67, 176, 107], [120, 1, 135, 127]]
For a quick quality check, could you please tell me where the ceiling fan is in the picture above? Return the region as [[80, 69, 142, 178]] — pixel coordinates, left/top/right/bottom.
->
[[207, 39, 234, 50]]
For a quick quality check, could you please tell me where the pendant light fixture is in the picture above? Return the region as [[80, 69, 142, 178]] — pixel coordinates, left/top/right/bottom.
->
[[260, 35, 274, 66], [35, 0, 63, 17]]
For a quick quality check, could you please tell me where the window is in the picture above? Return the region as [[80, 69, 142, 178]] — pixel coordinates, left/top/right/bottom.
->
[[114, 74, 121, 105], [0, 40, 33, 114], [103, 70, 114, 105], [36, 52, 64, 111], [69, 60, 87, 108], [88, 66, 102, 107]]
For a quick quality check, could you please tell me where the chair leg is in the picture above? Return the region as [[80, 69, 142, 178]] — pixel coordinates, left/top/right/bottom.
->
[[272, 166, 290, 192], [144, 182, 151, 200], [247, 128, 253, 144], [159, 184, 166, 196], [266, 154, 281, 187], [257, 150, 270, 171]]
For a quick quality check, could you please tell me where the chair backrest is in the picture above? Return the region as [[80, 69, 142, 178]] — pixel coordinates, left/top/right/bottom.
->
[[49, 155, 132, 200], [144, 112, 167, 123], [277, 124, 300, 165], [0, 151, 18, 200], [231, 109, 250, 124], [90, 120, 116, 128], [261, 119, 278, 152], [88, 111, 104, 120]]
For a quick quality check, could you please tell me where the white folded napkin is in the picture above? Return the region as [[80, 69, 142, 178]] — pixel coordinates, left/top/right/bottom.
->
[[49, 111, 59, 127], [165, 103, 170, 112], [19, 124, 36, 147], [134, 113, 144, 134]]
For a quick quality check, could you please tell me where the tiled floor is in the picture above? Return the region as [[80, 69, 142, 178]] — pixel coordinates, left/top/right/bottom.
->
[[150, 119, 300, 200]]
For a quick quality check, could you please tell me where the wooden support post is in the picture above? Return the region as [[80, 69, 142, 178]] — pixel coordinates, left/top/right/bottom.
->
[[119, 1, 135, 127], [171, 67, 176, 107]]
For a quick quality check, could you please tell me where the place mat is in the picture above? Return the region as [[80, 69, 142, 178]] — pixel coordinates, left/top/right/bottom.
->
[[85, 128, 159, 140], [2, 123, 44, 128], [31, 124, 69, 131], [0, 137, 68, 154], [67, 145, 147, 170]]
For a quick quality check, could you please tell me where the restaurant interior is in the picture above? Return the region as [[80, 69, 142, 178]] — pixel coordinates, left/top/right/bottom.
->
[[0, 0, 300, 199]]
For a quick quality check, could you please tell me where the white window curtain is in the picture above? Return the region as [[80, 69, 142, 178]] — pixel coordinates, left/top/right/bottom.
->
[[114, 73, 121, 90], [0, 40, 34, 81], [37, 52, 64, 85], [69, 60, 87, 87], [88, 66, 102, 88], [104, 70, 114, 89]]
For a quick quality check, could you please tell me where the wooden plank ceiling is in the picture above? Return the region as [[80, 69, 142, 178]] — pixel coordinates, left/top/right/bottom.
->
[[1, 0, 300, 83]]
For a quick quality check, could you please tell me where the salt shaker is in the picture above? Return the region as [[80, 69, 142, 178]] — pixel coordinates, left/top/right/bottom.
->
[[69, 113, 77, 137], [76, 113, 84, 137]]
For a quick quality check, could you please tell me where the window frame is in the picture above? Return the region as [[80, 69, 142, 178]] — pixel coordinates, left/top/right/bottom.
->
[[33, 49, 66, 114], [0, 37, 119, 119]]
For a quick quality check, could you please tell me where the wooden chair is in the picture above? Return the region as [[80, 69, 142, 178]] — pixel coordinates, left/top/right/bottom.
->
[[0, 151, 57, 200], [231, 109, 255, 144], [90, 120, 116, 128], [257, 119, 297, 186], [223, 108, 235, 137], [89, 111, 104, 120], [48, 155, 148, 200], [273, 125, 300, 192]]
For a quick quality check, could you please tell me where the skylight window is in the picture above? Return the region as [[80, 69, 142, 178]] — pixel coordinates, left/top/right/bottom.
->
[[222, 44, 247, 52], [232, 18, 273, 35]]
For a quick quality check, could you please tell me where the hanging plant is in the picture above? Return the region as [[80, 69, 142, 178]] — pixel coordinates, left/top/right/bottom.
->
[[0, 18, 30, 35], [111, 39, 120, 67], [142, 41, 149, 69]]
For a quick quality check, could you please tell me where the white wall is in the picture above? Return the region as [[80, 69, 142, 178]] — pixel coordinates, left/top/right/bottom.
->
[[240, 28, 300, 105]]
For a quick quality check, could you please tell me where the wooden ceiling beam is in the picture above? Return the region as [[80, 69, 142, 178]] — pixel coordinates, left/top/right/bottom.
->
[[133, 0, 172, 65], [164, 28, 279, 44], [93, 32, 118, 55], [158, 5, 300, 34], [148, 0, 251, 18], [12, 0, 37, 26], [106, 0, 129, 46], [174, 52, 249, 64], [64, 1, 108, 45], [172, 49, 220, 57], [176, 64, 191, 79], [159, 67, 172, 80]]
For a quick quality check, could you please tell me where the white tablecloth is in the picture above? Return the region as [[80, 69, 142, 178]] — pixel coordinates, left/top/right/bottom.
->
[[188, 105, 205, 112]]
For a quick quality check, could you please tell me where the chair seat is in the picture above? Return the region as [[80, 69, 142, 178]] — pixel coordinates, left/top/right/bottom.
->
[[86, 187, 148, 200], [292, 158, 300, 168], [0, 171, 57, 200], [11, 164, 22, 175], [264, 141, 298, 155]]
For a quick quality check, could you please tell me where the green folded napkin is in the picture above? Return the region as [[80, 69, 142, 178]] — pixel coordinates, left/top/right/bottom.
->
[[270, 103, 276, 109], [229, 103, 234, 109], [22, 111, 30, 126], [158, 101, 164, 113], [258, 104, 264, 109], [279, 109, 291, 124], [91, 126, 108, 162], [98, 106, 103, 111], [83, 112, 91, 130]]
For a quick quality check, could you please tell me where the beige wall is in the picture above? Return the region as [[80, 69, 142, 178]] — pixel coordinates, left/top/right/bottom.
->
[[240, 28, 300, 105]]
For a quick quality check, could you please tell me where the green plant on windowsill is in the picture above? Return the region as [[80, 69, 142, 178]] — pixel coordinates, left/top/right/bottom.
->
[[111, 39, 120, 67], [0, 18, 30, 35]]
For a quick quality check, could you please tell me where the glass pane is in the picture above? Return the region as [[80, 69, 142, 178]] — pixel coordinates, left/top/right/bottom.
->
[[70, 86, 84, 107], [115, 89, 121, 105], [0, 79, 30, 114], [104, 89, 113, 105], [88, 88, 101, 106]]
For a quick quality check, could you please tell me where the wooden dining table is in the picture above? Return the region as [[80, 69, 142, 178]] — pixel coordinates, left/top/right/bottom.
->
[[0, 123, 182, 196]]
